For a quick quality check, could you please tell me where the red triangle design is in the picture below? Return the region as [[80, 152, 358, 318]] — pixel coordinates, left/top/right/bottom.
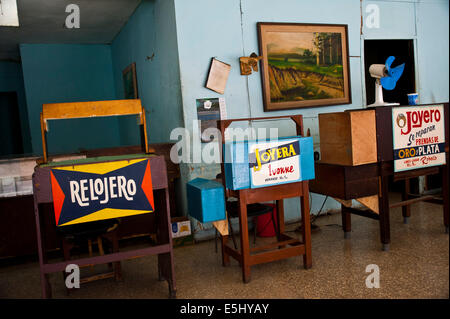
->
[[50, 172, 65, 226], [141, 160, 154, 210]]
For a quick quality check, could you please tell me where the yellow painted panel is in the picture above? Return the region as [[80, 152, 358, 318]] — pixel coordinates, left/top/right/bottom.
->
[[42, 99, 143, 120], [52, 158, 147, 175], [59, 208, 153, 226]]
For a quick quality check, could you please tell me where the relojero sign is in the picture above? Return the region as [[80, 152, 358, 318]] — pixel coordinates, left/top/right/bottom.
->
[[50, 158, 154, 226]]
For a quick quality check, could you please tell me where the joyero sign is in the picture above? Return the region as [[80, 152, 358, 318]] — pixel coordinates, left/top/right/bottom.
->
[[392, 105, 446, 172]]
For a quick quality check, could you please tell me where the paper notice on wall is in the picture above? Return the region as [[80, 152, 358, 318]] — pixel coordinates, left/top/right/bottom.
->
[[392, 104, 446, 172], [205, 58, 231, 94]]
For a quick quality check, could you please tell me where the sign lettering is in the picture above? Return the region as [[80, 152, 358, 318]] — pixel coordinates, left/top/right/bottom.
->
[[50, 158, 154, 226], [392, 105, 446, 172]]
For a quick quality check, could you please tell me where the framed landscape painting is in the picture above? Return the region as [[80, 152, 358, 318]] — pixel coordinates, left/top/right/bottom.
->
[[257, 23, 351, 111]]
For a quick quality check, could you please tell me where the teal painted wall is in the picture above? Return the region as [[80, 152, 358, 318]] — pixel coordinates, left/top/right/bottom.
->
[[171, 0, 449, 238], [20, 44, 119, 156], [0, 61, 32, 154], [111, 0, 183, 145]]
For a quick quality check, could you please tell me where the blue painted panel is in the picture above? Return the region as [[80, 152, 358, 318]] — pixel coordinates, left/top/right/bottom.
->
[[186, 178, 226, 223], [300, 137, 315, 181], [224, 142, 249, 190]]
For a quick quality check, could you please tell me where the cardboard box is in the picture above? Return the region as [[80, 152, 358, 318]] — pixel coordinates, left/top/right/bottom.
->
[[318, 110, 377, 166], [171, 217, 192, 238]]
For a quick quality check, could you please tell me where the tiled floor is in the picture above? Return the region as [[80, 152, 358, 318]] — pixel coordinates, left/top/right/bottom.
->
[[0, 193, 448, 299]]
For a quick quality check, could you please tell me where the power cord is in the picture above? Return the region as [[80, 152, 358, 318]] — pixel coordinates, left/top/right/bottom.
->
[[311, 195, 328, 224], [293, 195, 329, 233]]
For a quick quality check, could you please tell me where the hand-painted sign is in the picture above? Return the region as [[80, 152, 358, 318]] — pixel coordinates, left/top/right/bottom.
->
[[392, 104, 446, 172], [248, 138, 301, 188], [50, 158, 154, 226]]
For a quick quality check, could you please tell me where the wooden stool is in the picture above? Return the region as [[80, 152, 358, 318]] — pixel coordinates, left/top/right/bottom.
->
[[220, 182, 312, 283]]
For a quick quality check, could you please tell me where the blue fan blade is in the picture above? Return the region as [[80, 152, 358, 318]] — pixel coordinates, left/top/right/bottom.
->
[[381, 56, 405, 90], [385, 56, 396, 75]]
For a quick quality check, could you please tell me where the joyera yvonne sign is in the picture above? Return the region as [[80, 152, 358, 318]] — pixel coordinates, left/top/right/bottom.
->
[[248, 139, 301, 188], [50, 158, 154, 226], [392, 104, 446, 172]]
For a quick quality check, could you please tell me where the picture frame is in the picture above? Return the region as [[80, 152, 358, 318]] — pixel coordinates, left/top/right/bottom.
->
[[122, 62, 138, 99], [257, 22, 351, 111]]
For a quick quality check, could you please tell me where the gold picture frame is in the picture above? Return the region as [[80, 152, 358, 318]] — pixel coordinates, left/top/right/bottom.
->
[[257, 22, 351, 111]]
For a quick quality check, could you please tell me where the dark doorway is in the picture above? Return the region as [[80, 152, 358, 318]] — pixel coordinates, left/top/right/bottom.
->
[[364, 40, 415, 106], [0, 91, 24, 157]]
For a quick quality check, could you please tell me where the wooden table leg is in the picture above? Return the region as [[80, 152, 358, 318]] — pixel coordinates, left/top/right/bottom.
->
[[111, 233, 122, 281], [238, 191, 251, 283], [43, 274, 52, 299], [276, 199, 285, 236], [221, 234, 230, 266], [156, 188, 177, 298], [341, 204, 352, 239], [442, 163, 449, 234], [276, 199, 285, 248], [34, 200, 52, 299], [402, 179, 411, 224], [378, 175, 391, 251], [301, 182, 312, 269]]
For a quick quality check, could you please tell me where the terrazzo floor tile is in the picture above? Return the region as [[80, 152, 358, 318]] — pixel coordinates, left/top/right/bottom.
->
[[0, 193, 448, 299]]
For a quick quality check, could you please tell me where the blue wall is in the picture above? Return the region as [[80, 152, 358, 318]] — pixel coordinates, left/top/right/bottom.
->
[[0, 61, 32, 154], [111, 0, 183, 145], [20, 44, 120, 156], [172, 0, 364, 232]]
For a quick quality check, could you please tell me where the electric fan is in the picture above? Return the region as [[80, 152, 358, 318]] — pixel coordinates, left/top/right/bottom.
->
[[367, 56, 405, 107]]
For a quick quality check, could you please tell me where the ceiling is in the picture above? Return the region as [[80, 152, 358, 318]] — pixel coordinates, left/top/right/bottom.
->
[[0, 0, 142, 61]]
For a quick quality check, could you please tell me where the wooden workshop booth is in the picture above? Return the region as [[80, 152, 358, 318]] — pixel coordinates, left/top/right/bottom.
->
[[310, 103, 449, 251], [31, 99, 176, 298], [185, 114, 316, 283]]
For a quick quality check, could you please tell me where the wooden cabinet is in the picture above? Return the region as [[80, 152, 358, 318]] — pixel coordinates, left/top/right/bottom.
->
[[318, 109, 377, 166]]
